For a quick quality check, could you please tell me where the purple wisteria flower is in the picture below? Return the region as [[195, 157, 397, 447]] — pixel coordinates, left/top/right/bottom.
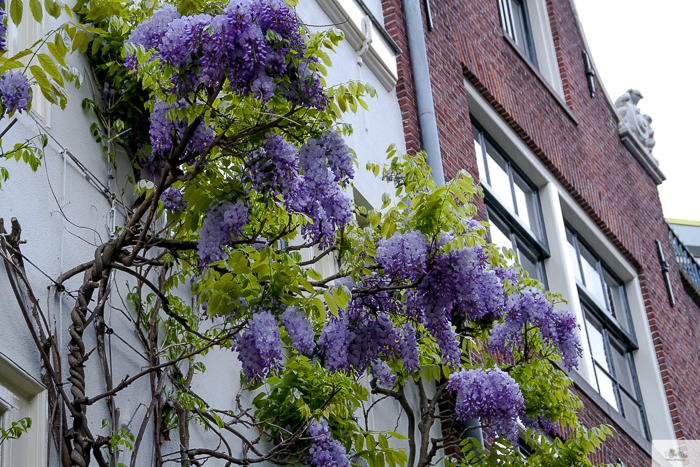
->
[[125, 5, 181, 70], [406, 243, 506, 367], [233, 311, 283, 383], [488, 287, 582, 371], [197, 200, 250, 265], [149, 99, 213, 158], [281, 307, 315, 354], [0, 1, 7, 53], [125, 0, 327, 108], [318, 299, 418, 381], [370, 360, 396, 388], [446, 368, 525, 443], [291, 133, 354, 246], [305, 418, 351, 467], [397, 323, 420, 373], [161, 187, 186, 212], [0, 70, 31, 115], [248, 133, 300, 194], [376, 230, 428, 282]]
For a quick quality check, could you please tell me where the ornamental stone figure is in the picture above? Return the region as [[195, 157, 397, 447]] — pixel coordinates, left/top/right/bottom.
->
[[614, 89, 656, 152]]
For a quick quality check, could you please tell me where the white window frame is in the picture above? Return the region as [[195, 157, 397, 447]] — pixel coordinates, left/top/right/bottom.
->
[[0, 352, 48, 467], [498, 0, 564, 97], [307, 0, 399, 91], [464, 78, 676, 444]]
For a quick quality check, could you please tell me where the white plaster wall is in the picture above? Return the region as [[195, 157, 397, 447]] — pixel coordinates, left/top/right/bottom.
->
[[0, 0, 418, 465]]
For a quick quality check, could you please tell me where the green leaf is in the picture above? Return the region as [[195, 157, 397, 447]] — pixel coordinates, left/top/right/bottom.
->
[[307, 268, 322, 281], [0, 60, 24, 73], [334, 285, 349, 310], [323, 291, 338, 317], [29, 66, 56, 104], [47, 43, 66, 67], [44, 0, 60, 18], [366, 434, 376, 452], [72, 30, 85, 53], [10, 0, 23, 26], [29, 0, 42, 22], [37, 54, 63, 86], [312, 297, 326, 318]]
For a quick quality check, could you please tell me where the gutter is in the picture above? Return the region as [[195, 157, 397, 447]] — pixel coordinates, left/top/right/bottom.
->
[[402, 0, 445, 187], [402, 0, 483, 458]]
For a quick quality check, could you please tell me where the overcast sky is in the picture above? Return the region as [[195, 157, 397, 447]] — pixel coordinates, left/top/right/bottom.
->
[[572, 1, 700, 222]]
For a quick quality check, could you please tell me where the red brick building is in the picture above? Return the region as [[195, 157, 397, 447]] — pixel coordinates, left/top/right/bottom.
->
[[379, 0, 700, 464]]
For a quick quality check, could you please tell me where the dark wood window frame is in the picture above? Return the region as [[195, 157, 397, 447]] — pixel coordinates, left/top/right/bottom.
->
[[566, 224, 650, 440], [473, 120, 549, 286]]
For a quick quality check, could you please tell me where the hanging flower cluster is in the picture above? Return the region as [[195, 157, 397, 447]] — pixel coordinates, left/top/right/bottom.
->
[[489, 287, 582, 370], [126, 0, 326, 107], [446, 368, 525, 443], [281, 307, 316, 355], [233, 311, 283, 383], [0, 70, 31, 115], [198, 200, 249, 265], [305, 418, 351, 467], [0, 0, 7, 53], [0, 8, 31, 117], [161, 187, 187, 212]]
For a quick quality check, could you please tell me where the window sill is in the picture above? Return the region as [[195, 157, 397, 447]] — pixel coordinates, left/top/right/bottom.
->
[[502, 34, 578, 126], [561, 362, 652, 456]]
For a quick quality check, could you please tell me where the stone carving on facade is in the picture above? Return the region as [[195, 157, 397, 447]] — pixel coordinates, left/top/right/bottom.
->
[[614, 89, 656, 153]]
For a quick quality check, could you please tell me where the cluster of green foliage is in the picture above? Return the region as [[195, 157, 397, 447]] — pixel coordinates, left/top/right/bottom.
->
[[0, 0, 625, 466]]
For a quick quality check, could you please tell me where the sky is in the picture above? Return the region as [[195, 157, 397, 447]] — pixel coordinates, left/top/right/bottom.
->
[[572, 0, 700, 222]]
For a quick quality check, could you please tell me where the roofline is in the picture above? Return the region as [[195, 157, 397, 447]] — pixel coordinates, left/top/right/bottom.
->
[[666, 218, 700, 227]]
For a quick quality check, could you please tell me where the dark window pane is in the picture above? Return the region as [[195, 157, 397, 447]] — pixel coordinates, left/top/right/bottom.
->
[[620, 391, 645, 435], [580, 244, 605, 304], [508, 0, 537, 66], [512, 172, 541, 239], [610, 340, 635, 394], [517, 240, 542, 282], [604, 269, 630, 331], [509, 0, 528, 47], [566, 229, 582, 282], [485, 144, 514, 212]]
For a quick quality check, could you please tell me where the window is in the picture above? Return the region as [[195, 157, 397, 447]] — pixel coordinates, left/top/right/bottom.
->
[[0, 354, 48, 466], [566, 225, 649, 439], [473, 122, 548, 284], [498, 0, 538, 67], [464, 79, 677, 445], [565, 226, 633, 334]]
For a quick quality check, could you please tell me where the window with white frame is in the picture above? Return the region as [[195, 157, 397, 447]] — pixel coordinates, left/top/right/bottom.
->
[[0, 353, 48, 466], [473, 121, 548, 285], [565, 225, 649, 439], [496, 0, 564, 96], [498, 0, 538, 67], [464, 79, 677, 444]]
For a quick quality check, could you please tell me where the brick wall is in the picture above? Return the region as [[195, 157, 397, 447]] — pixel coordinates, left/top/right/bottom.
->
[[382, 0, 700, 460]]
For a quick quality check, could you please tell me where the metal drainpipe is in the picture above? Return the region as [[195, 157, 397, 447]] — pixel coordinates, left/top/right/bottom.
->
[[402, 0, 484, 459], [403, 0, 445, 187]]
